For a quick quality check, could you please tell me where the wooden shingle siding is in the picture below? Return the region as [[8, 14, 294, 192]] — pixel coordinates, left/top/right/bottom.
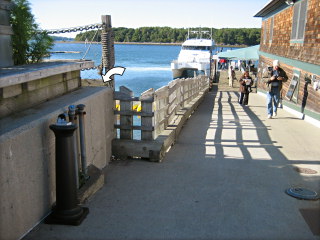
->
[[260, 0, 319, 65]]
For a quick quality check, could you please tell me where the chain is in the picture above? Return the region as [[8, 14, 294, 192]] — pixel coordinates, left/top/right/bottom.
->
[[81, 66, 100, 71], [44, 23, 103, 34], [44, 22, 113, 83]]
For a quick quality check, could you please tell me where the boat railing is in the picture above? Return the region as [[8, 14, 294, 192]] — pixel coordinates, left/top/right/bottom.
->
[[187, 28, 213, 40]]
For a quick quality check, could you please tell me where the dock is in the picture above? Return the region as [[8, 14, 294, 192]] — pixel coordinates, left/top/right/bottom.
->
[[50, 51, 81, 53], [23, 70, 320, 240]]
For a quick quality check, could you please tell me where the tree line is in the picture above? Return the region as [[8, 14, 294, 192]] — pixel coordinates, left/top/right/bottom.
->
[[74, 27, 261, 46]]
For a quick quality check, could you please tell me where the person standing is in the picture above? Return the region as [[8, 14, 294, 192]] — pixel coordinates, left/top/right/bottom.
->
[[239, 71, 253, 106], [220, 58, 227, 70], [265, 60, 288, 119], [240, 61, 246, 73], [228, 65, 236, 87]]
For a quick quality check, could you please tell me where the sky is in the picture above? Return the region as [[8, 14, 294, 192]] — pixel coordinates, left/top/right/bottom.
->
[[28, 0, 268, 31]]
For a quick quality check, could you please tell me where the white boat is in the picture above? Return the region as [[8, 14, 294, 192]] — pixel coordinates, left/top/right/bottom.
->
[[171, 29, 216, 79]]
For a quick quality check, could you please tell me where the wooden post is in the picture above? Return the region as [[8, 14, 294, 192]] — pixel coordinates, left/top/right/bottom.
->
[[101, 15, 115, 88], [175, 79, 182, 112], [119, 86, 133, 140], [179, 79, 185, 108], [154, 86, 169, 139], [140, 88, 154, 140]]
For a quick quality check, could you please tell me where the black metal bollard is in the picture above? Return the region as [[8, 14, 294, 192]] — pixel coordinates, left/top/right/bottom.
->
[[45, 123, 89, 226]]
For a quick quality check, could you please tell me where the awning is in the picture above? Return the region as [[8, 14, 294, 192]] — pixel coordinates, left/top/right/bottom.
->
[[217, 45, 260, 60]]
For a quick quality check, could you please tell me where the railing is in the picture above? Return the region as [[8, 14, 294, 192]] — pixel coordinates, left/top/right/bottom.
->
[[113, 75, 209, 161]]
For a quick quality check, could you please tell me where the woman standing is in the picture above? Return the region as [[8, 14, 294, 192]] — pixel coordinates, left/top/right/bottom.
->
[[239, 71, 253, 106]]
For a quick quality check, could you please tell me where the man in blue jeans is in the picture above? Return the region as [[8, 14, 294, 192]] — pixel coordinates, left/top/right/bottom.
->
[[265, 60, 288, 119]]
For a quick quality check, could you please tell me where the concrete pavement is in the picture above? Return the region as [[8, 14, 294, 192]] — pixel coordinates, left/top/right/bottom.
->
[[23, 75, 320, 240]]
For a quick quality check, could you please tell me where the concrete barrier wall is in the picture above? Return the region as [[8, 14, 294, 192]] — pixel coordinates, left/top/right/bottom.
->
[[0, 61, 94, 119], [0, 86, 114, 240], [0, 71, 82, 118]]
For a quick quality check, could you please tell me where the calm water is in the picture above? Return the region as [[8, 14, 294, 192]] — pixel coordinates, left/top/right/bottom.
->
[[50, 43, 233, 139], [50, 43, 180, 96], [50, 43, 234, 96]]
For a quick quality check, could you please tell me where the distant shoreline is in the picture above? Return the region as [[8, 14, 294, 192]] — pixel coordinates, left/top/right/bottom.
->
[[54, 40, 247, 48], [54, 40, 181, 45]]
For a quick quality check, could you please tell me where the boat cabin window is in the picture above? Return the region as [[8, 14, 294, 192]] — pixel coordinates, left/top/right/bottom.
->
[[182, 46, 211, 51]]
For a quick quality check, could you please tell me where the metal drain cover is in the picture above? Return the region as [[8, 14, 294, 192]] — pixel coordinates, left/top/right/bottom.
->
[[286, 187, 319, 200], [294, 167, 318, 174]]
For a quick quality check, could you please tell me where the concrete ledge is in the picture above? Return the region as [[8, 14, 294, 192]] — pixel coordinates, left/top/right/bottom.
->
[[0, 60, 93, 88], [0, 61, 94, 118], [78, 165, 105, 204], [1, 83, 22, 98], [0, 86, 114, 240], [112, 139, 164, 161]]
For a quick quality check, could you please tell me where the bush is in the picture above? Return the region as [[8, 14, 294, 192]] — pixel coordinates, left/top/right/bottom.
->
[[10, 0, 53, 65]]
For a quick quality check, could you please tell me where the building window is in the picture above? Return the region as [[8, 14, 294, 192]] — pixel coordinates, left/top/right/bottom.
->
[[290, 0, 308, 42], [269, 17, 274, 43], [286, 71, 300, 103], [263, 17, 274, 44], [263, 20, 267, 44]]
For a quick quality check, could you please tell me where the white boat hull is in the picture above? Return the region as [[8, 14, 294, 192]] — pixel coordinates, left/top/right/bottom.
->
[[170, 37, 214, 79], [171, 60, 211, 79]]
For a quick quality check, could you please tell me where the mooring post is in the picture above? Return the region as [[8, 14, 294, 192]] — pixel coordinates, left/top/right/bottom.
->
[[46, 123, 88, 225], [101, 15, 115, 88]]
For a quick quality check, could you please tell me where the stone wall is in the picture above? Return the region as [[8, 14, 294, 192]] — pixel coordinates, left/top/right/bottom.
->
[[0, 60, 94, 119], [0, 0, 13, 67], [0, 71, 81, 118]]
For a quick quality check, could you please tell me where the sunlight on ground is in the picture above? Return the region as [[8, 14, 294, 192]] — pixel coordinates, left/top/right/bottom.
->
[[204, 91, 272, 161]]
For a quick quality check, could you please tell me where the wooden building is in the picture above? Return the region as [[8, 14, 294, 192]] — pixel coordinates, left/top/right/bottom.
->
[[254, 0, 320, 126]]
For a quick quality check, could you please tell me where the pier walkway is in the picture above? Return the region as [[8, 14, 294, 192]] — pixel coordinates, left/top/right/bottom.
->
[[24, 71, 320, 240]]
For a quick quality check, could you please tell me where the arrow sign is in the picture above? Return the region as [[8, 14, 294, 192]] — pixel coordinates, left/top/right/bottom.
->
[[102, 67, 126, 82]]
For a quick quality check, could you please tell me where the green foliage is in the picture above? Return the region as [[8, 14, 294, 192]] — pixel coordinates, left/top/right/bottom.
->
[[29, 31, 54, 63], [10, 0, 53, 65], [75, 27, 261, 46], [74, 30, 101, 42]]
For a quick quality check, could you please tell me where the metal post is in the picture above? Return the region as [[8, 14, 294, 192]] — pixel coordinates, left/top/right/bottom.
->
[[68, 105, 79, 189], [77, 104, 88, 177], [45, 123, 88, 225]]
